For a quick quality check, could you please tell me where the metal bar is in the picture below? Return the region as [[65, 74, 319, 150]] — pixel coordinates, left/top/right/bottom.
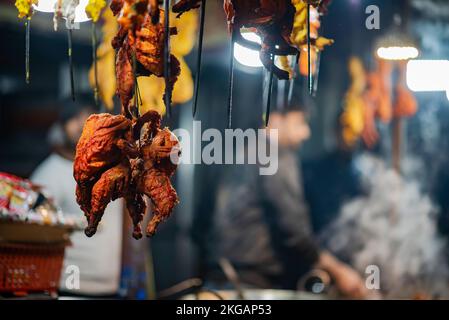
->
[[68, 28, 75, 101], [164, 0, 172, 117], [265, 54, 274, 127], [25, 18, 30, 84], [92, 23, 99, 107], [227, 31, 235, 129], [192, 0, 206, 117]]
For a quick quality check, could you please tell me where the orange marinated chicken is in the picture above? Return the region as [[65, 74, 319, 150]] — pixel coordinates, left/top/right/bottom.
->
[[394, 60, 418, 118], [74, 111, 180, 238]]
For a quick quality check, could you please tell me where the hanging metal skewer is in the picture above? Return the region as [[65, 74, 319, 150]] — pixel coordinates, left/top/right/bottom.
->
[[164, 0, 172, 117], [92, 23, 99, 107], [132, 51, 139, 118], [227, 30, 235, 129], [265, 54, 274, 127], [25, 18, 31, 84], [68, 27, 75, 101], [307, 1, 312, 95], [312, 51, 321, 97], [287, 53, 299, 107], [192, 0, 206, 117]]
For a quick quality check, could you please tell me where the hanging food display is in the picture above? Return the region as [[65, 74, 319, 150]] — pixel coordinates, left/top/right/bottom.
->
[[11, 0, 338, 239], [224, 0, 298, 80], [14, 0, 38, 84], [73, 0, 182, 239], [112, 2, 180, 118], [341, 57, 367, 148], [341, 56, 419, 149], [73, 111, 180, 239], [279, 0, 333, 81]]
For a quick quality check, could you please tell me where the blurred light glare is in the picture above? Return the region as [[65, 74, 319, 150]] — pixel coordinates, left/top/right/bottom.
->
[[234, 32, 263, 68], [407, 60, 449, 92], [377, 46, 419, 61], [33, 0, 91, 23], [33, 0, 56, 12]]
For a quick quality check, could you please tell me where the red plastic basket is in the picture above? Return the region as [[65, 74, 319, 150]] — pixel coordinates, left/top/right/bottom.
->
[[0, 242, 65, 296]]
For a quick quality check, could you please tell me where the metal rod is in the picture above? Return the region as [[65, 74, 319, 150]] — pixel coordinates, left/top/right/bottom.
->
[[307, 2, 312, 94], [227, 31, 235, 129], [92, 23, 99, 107], [132, 51, 138, 118], [192, 0, 206, 117], [25, 18, 30, 84], [164, 0, 172, 117], [287, 53, 299, 107], [68, 28, 75, 101], [312, 51, 321, 97], [265, 54, 274, 127]]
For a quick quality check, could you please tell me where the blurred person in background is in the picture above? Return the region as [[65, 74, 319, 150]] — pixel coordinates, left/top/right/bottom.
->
[[209, 106, 368, 299], [31, 97, 123, 297]]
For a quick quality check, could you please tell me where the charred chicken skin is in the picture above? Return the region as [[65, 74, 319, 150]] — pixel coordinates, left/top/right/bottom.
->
[[224, 0, 297, 79], [138, 127, 181, 236], [74, 111, 180, 239], [74, 113, 135, 235], [114, 7, 180, 117]]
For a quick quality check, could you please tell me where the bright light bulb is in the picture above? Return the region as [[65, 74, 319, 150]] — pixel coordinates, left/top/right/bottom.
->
[[33, 0, 91, 23], [33, 0, 57, 12], [234, 32, 263, 68], [406, 60, 449, 92], [377, 46, 419, 61]]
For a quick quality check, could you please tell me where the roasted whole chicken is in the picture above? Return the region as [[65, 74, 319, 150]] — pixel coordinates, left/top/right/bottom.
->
[[74, 111, 180, 239], [224, 0, 298, 79], [112, 1, 180, 117]]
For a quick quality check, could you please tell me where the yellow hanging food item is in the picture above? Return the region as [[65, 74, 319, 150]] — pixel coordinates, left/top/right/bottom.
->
[[283, 0, 333, 77], [15, 0, 38, 19], [341, 57, 367, 147], [89, 7, 117, 110], [86, 0, 107, 23], [136, 9, 197, 115]]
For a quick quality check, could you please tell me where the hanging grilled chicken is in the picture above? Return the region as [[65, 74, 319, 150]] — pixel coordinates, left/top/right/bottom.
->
[[224, 0, 298, 79], [74, 1, 181, 239], [113, 3, 180, 118], [74, 111, 180, 238]]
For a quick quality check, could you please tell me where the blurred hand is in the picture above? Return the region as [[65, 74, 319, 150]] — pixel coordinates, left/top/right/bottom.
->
[[333, 264, 368, 299]]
